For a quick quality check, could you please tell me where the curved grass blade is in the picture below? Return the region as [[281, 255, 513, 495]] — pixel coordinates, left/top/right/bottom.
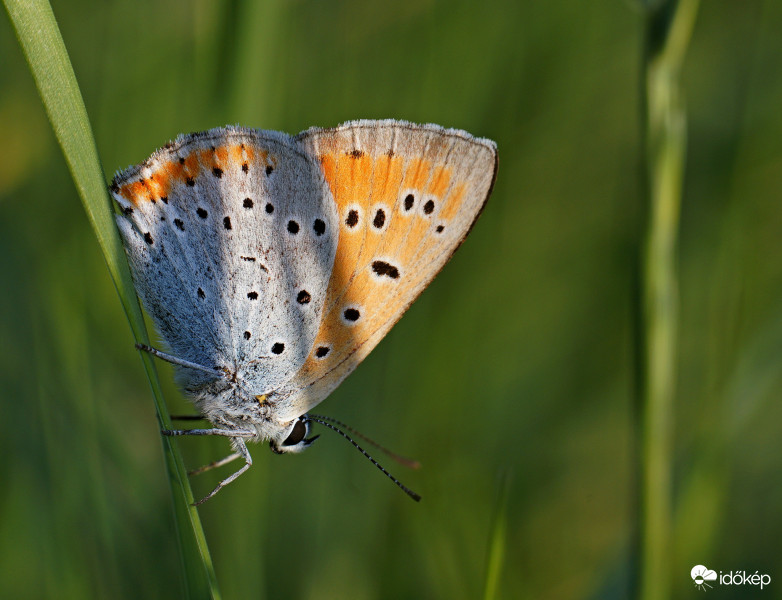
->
[[2, 1, 220, 597], [482, 469, 511, 600]]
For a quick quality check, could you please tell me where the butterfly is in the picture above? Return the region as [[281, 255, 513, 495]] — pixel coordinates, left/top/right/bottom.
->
[[111, 120, 497, 503]]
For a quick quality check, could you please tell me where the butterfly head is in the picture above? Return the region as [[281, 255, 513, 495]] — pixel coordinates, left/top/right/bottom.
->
[[269, 415, 319, 454]]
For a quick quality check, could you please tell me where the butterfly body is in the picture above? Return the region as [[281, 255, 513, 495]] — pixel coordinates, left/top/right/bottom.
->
[[112, 120, 497, 497]]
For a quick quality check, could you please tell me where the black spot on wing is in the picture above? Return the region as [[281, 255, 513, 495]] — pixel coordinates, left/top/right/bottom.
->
[[371, 260, 400, 279]]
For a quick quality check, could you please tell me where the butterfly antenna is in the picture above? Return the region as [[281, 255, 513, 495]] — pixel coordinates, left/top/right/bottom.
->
[[308, 414, 421, 469], [305, 415, 421, 502]]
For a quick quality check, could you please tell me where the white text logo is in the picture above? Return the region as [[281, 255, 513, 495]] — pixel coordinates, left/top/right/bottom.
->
[[691, 564, 771, 592]]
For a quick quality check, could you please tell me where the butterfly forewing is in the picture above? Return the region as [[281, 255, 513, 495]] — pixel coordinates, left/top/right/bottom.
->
[[275, 120, 497, 420]]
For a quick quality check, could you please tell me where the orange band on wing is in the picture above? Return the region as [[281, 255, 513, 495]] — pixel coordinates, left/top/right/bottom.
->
[[426, 165, 452, 198], [437, 182, 467, 220]]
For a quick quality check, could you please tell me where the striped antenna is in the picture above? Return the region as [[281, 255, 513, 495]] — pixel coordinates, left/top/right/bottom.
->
[[305, 415, 421, 502], [308, 414, 421, 469]]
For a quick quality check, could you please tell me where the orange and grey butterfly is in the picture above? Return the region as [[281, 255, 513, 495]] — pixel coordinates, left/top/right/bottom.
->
[[111, 120, 496, 503]]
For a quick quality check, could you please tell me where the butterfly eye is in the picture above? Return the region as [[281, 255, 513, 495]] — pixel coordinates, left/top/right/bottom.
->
[[283, 419, 307, 445], [270, 417, 320, 454]]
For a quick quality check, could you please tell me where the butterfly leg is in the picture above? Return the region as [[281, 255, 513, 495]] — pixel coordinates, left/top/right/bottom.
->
[[136, 343, 225, 379], [169, 414, 207, 422], [192, 438, 252, 506], [187, 452, 241, 476], [161, 427, 255, 438]]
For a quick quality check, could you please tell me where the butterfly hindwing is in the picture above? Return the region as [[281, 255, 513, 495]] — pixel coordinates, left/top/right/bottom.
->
[[112, 127, 339, 394], [274, 120, 497, 420]]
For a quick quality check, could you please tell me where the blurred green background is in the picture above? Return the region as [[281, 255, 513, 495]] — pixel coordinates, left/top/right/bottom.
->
[[2, 1, 781, 598]]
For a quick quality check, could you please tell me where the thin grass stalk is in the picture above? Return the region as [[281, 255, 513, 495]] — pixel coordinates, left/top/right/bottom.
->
[[223, 0, 284, 122], [2, 1, 220, 597], [482, 470, 511, 600], [636, 1, 699, 599]]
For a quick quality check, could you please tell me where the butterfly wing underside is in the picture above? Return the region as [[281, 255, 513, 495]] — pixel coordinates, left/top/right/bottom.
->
[[112, 128, 338, 397], [275, 120, 497, 420]]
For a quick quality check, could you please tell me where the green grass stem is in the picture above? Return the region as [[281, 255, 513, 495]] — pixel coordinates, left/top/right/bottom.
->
[[2, 1, 220, 597], [482, 470, 511, 600], [636, 1, 700, 599]]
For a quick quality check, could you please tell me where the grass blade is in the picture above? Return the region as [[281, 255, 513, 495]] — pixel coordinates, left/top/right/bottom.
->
[[2, 1, 220, 597], [482, 470, 511, 600], [635, 1, 700, 599]]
